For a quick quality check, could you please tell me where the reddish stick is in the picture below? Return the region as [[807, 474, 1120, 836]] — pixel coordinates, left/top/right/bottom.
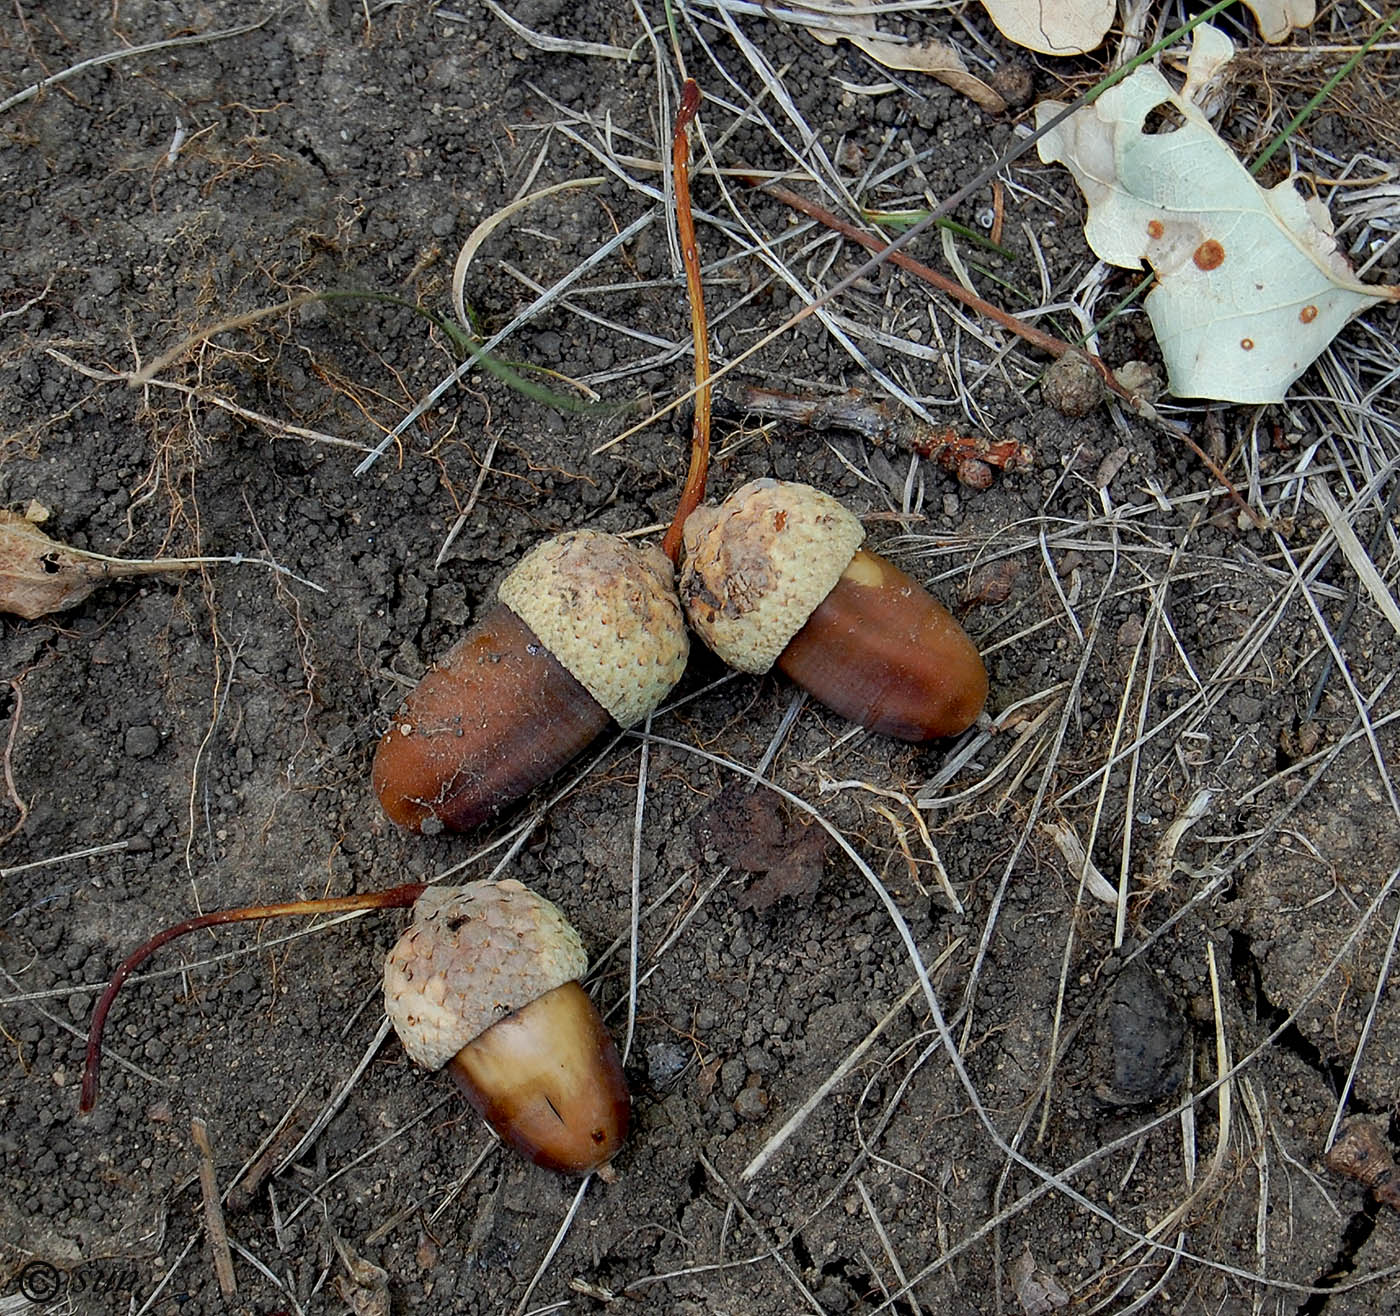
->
[[661, 79, 712, 565], [80, 883, 427, 1113]]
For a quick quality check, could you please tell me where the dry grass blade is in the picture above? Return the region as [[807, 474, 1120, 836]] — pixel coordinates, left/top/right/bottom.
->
[[355, 211, 654, 475], [451, 177, 606, 334], [480, 0, 636, 60], [0, 18, 267, 114], [1308, 475, 1400, 637]]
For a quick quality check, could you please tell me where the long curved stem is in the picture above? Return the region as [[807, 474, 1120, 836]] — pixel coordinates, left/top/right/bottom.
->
[[662, 79, 712, 565], [80, 883, 426, 1113]]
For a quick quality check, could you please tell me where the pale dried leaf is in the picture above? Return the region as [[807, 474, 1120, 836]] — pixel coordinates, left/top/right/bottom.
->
[[0, 511, 193, 619], [804, 1, 1006, 112], [980, 0, 1114, 55], [333, 1235, 391, 1316], [1041, 821, 1118, 906], [1036, 26, 1398, 403], [1241, 0, 1316, 42]]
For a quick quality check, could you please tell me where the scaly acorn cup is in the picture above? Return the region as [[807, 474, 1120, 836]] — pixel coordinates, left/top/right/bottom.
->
[[383, 879, 629, 1175], [680, 479, 988, 740], [373, 531, 689, 833]]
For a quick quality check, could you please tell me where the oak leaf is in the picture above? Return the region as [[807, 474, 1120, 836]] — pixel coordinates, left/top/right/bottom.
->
[[1036, 26, 1398, 403]]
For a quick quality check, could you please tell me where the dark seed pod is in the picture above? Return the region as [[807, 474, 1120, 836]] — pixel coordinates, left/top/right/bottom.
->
[[680, 480, 988, 740], [1325, 1119, 1400, 1210]]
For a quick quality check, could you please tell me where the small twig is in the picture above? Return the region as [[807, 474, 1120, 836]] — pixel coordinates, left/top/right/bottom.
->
[[1, 679, 30, 846], [435, 435, 499, 568], [224, 1098, 314, 1213], [725, 383, 1031, 478], [662, 79, 713, 565], [190, 1117, 238, 1298], [754, 179, 1125, 395]]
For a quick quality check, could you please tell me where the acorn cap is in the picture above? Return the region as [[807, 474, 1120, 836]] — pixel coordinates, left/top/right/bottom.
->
[[384, 880, 588, 1071], [497, 531, 689, 727], [680, 479, 865, 674]]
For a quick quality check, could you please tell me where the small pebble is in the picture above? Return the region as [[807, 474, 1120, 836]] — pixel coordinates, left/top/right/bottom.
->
[[1042, 352, 1103, 418], [123, 725, 160, 759], [734, 1086, 769, 1121]]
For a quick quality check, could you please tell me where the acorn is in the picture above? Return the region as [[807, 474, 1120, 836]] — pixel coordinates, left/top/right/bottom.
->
[[373, 531, 689, 832], [679, 480, 988, 740], [383, 879, 629, 1175]]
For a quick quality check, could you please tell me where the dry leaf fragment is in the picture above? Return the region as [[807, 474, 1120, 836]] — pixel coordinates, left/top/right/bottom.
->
[[980, 0, 1114, 56], [1036, 26, 1399, 403], [1040, 821, 1117, 906], [692, 784, 830, 912], [1241, 0, 1316, 42], [734, 826, 829, 913], [802, 1, 1006, 113], [0, 511, 203, 619], [332, 1235, 392, 1316], [1326, 1119, 1400, 1210]]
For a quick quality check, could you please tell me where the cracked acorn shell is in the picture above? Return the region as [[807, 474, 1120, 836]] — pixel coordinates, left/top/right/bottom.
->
[[373, 531, 689, 833], [680, 479, 988, 740], [384, 879, 629, 1176]]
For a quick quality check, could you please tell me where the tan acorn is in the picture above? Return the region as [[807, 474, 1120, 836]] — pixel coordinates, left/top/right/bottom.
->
[[373, 531, 688, 833], [680, 480, 987, 740], [383, 879, 629, 1175]]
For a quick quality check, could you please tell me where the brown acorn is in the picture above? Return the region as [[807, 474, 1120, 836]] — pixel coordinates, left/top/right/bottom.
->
[[383, 879, 629, 1176], [373, 531, 688, 833], [679, 480, 988, 739]]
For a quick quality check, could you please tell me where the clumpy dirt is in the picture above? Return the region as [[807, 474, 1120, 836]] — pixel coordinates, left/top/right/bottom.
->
[[2, 2, 1399, 1314]]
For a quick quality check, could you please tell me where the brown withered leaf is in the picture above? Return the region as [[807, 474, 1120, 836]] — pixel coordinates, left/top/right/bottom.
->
[[1009, 1241, 1071, 1314], [0, 510, 196, 619], [692, 784, 830, 912], [332, 1234, 392, 1316], [734, 824, 829, 913], [804, 0, 1006, 113], [692, 783, 785, 871]]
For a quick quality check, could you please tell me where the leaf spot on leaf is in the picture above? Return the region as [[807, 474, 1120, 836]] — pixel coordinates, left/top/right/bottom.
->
[[1147, 219, 1165, 239], [1241, 338, 1255, 351], [1300, 305, 1318, 323], [1193, 239, 1225, 271]]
